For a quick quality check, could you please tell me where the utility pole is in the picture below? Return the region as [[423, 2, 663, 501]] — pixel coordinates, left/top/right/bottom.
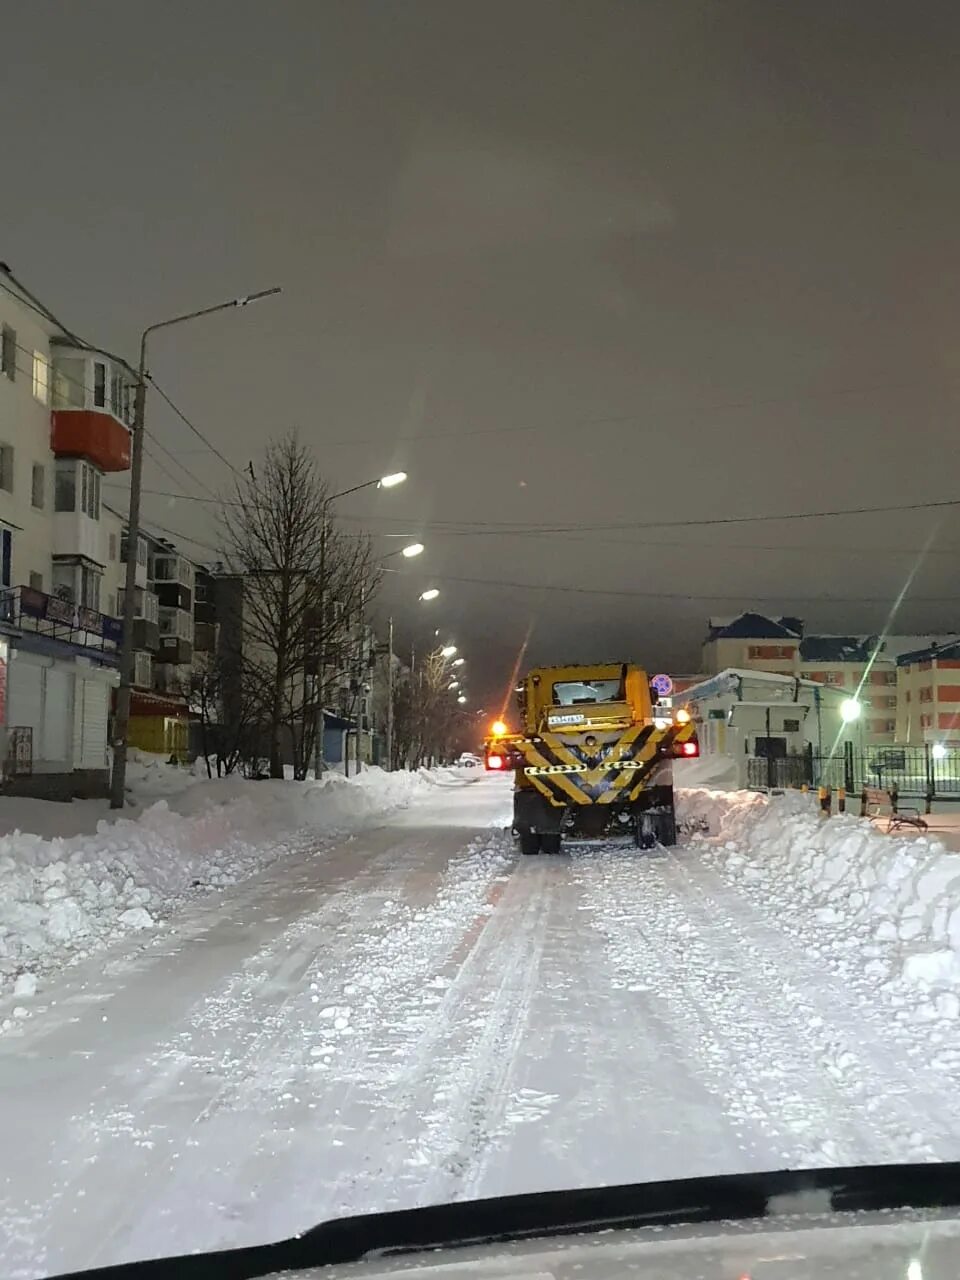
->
[[386, 615, 395, 771], [313, 515, 328, 779], [109, 336, 148, 808], [109, 287, 281, 809]]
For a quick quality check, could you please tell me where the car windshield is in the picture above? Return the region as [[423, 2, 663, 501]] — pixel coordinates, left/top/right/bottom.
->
[[6, 3, 960, 1278]]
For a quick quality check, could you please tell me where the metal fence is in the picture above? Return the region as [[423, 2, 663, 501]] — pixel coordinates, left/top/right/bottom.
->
[[747, 743, 960, 801]]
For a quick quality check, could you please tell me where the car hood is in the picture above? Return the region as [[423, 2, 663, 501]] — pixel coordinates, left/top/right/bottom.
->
[[279, 1210, 960, 1280], [51, 1162, 960, 1280]]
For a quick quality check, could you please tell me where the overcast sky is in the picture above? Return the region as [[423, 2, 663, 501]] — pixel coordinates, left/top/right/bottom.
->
[[4, 1, 960, 706]]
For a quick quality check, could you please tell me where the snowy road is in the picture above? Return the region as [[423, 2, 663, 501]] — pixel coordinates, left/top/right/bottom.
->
[[4, 774, 960, 1277]]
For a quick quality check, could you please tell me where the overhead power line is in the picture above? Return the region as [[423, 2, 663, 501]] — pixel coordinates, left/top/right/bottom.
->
[[413, 570, 960, 606], [104, 485, 960, 533]]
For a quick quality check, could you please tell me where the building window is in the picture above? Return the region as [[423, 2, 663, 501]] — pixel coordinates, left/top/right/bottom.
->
[[0, 444, 13, 492], [32, 351, 49, 403], [93, 361, 106, 408], [51, 356, 87, 409], [1, 326, 15, 381], [55, 460, 76, 511], [29, 571, 43, 592], [80, 565, 101, 611], [31, 463, 44, 509], [885, 671, 897, 685], [823, 672, 842, 685], [783, 718, 801, 733], [109, 532, 117, 561]]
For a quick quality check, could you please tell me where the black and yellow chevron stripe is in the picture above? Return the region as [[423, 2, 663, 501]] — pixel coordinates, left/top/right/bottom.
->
[[518, 721, 696, 807]]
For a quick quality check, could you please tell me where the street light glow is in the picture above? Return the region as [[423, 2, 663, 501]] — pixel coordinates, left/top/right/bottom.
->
[[448, 681, 460, 690], [419, 588, 440, 601], [452, 657, 465, 667], [401, 542, 424, 558], [379, 472, 407, 488], [933, 743, 948, 760], [840, 698, 861, 723], [457, 695, 467, 704], [441, 644, 457, 657]]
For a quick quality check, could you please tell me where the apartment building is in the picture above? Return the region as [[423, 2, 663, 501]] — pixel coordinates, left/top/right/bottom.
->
[[700, 614, 953, 746], [896, 641, 960, 747], [0, 289, 132, 795]]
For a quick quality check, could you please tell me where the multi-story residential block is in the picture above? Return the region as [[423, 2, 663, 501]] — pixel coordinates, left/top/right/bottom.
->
[[896, 641, 960, 747], [0, 289, 132, 795], [700, 613, 957, 746]]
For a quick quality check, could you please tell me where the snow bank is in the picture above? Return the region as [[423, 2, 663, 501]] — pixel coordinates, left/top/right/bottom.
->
[[678, 785, 960, 1023], [0, 766, 445, 1003]]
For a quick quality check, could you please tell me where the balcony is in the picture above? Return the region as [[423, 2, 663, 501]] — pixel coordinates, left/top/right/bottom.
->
[[157, 605, 193, 666], [50, 345, 133, 473], [119, 587, 160, 653], [133, 651, 153, 690], [0, 585, 122, 660]]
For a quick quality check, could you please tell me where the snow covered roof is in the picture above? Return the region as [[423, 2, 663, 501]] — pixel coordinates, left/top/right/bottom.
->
[[681, 667, 842, 704], [706, 613, 803, 641], [897, 639, 960, 667], [798, 635, 879, 663]]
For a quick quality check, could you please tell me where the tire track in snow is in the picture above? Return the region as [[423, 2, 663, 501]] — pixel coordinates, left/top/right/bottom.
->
[[660, 847, 960, 1159], [575, 843, 935, 1167]]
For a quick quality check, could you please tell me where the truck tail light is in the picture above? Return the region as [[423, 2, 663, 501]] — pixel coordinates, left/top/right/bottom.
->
[[486, 754, 504, 770], [679, 740, 699, 757]]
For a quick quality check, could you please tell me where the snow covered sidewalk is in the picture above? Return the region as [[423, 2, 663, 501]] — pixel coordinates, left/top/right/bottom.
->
[[0, 766, 456, 1003]]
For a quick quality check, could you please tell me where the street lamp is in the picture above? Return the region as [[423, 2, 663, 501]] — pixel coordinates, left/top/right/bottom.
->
[[448, 681, 460, 690], [400, 542, 424, 558], [441, 645, 457, 658], [316, 472, 409, 780], [419, 588, 440, 602], [840, 698, 862, 723], [457, 695, 467, 705], [385, 569, 434, 775], [111, 286, 282, 809], [452, 657, 465, 667]]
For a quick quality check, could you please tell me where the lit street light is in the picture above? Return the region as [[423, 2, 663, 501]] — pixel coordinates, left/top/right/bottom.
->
[[318, 471, 409, 779], [457, 695, 467, 704], [441, 645, 457, 658], [933, 743, 948, 760], [448, 681, 460, 690], [419, 588, 440, 602], [840, 698, 862, 723], [112, 285, 282, 809], [400, 542, 424, 558], [452, 657, 465, 667]]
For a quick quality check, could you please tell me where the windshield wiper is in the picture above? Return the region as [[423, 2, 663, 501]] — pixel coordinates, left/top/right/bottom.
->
[[53, 1161, 960, 1280]]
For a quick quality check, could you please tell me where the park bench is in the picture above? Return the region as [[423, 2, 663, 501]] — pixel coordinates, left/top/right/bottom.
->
[[861, 786, 928, 834]]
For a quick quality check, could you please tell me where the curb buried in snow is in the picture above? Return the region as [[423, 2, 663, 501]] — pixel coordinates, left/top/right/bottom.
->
[[679, 786, 960, 1023], [0, 767, 458, 1012]]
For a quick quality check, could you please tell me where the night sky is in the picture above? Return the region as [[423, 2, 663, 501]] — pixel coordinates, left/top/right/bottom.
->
[[4, 1, 960, 709]]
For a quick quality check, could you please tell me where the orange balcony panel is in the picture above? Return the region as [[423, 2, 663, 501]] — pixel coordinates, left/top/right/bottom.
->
[[51, 410, 131, 472]]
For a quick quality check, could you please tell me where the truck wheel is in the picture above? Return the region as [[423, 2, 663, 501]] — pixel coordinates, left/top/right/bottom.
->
[[540, 832, 562, 855], [634, 812, 657, 850], [658, 808, 678, 848], [520, 831, 542, 856]]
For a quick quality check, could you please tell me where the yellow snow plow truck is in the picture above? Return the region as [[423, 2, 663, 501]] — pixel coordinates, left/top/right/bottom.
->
[[484, 663, 698, 855]]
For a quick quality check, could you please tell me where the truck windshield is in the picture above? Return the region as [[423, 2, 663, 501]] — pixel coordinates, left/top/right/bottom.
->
[[552, 679, 623, 705]]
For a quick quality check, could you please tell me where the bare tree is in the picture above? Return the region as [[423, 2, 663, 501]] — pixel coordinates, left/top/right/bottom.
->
[[218, 431, 380, 779], [391, 647, 466, 769]]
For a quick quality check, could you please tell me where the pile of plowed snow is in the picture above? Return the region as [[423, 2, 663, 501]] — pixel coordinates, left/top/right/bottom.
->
[[0, 767, 454, 1004], [679, 786, 960, 1025]]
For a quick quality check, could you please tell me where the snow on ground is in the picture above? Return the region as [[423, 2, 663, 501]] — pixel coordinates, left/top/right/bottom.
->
[[8, 777, 960, 1275], [0, 764, 455, 1002]]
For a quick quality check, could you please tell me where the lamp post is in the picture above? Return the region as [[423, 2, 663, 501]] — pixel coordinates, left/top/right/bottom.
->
[[378, 541, 424, 773], [313, 473, 407, 779], [110, 287, 281, 809]]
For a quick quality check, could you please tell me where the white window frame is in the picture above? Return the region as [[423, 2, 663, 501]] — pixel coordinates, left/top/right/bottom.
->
[[31, 462, 44, 509], [32, 351, 49, 404]]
